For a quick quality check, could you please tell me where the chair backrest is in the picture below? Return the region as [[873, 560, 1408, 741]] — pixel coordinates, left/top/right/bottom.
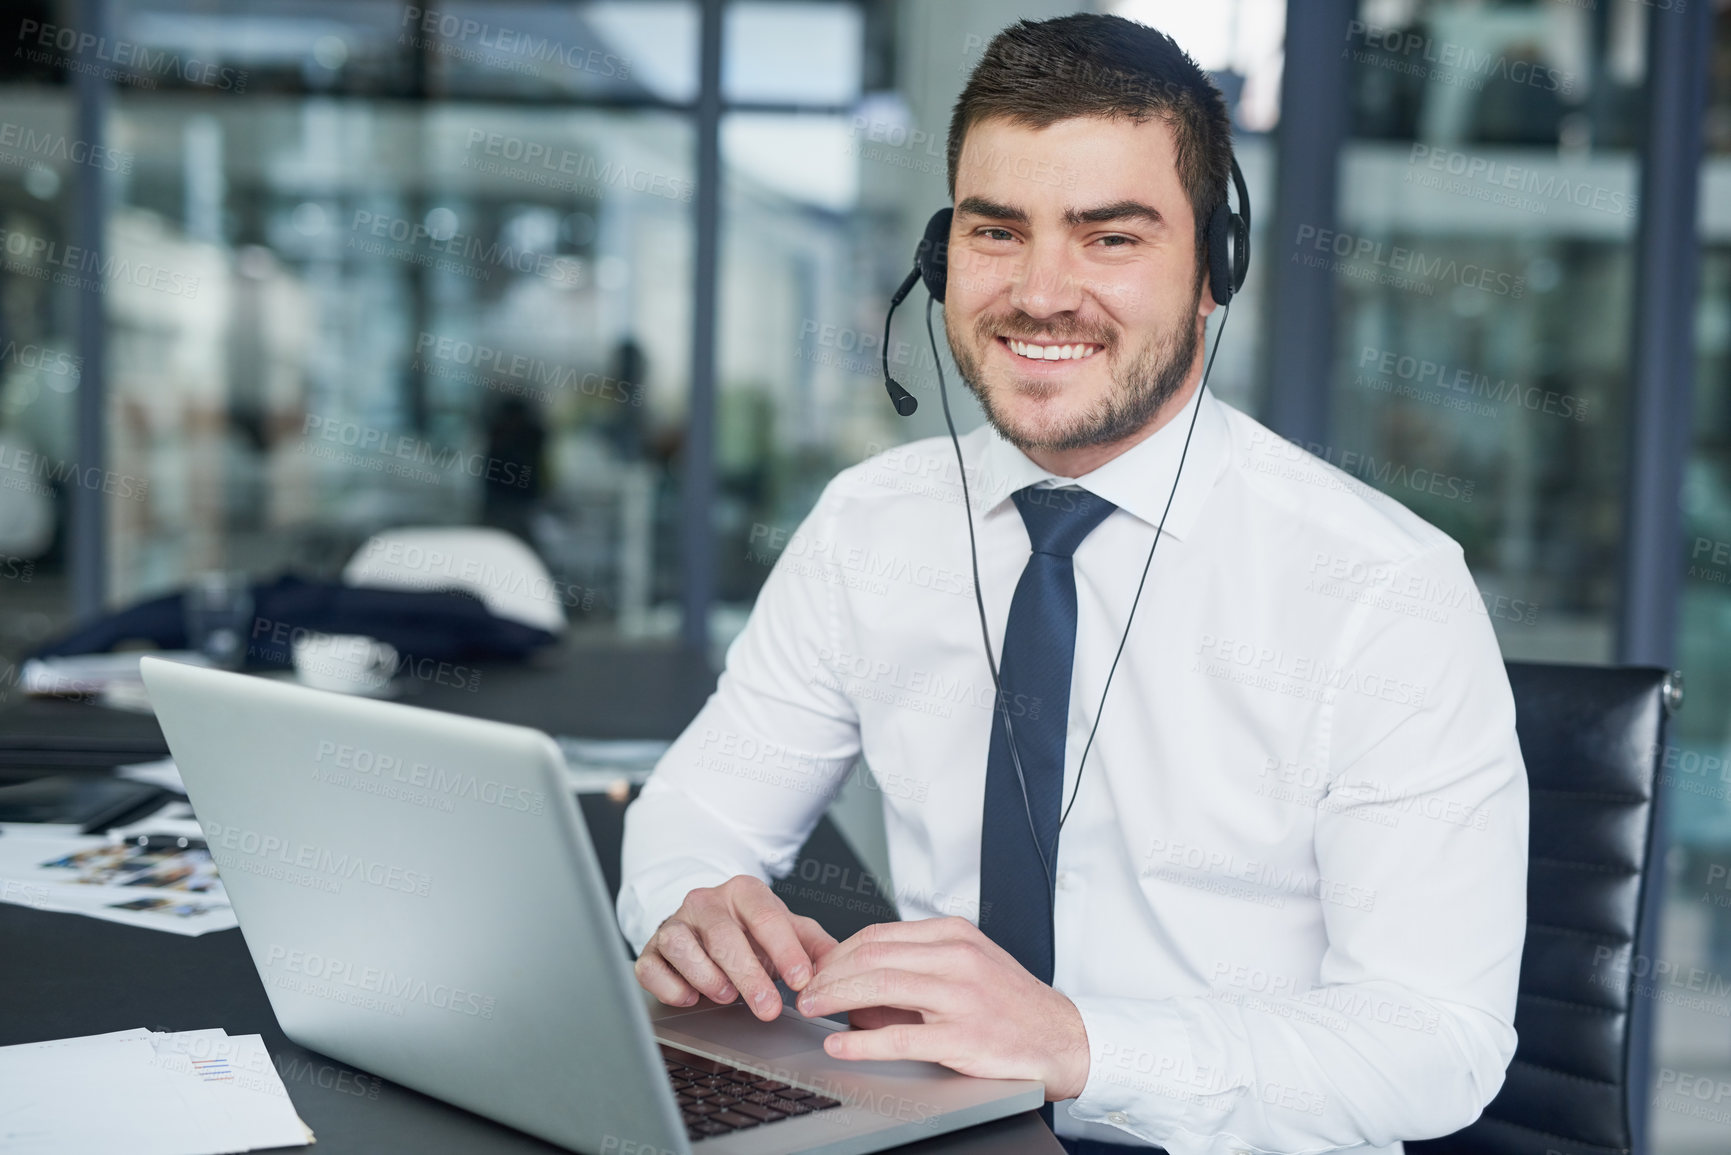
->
[[344, 526, 567, 635], [1409, 662, 1678, 1155]]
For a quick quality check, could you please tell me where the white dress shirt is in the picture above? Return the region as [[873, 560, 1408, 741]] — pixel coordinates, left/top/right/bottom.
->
[[618, 385, 1528, 1155]]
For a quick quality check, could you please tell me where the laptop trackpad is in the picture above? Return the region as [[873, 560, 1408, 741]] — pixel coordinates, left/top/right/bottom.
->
[[665, 1005, 832, 1061]]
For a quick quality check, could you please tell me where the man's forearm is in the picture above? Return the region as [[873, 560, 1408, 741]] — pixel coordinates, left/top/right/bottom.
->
[[1065, 985, 1515, 1155]]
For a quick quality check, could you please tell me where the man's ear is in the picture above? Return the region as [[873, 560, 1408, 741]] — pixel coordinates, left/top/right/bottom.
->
[[1197, 265, 1219, 318], [1195, 230, 1218, 319]]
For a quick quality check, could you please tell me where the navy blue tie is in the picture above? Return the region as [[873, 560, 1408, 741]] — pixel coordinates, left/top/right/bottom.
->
[[978, 485, 1117, 986]]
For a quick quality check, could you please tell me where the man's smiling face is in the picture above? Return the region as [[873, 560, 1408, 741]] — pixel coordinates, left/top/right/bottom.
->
[[944, 114, 1216, 466]]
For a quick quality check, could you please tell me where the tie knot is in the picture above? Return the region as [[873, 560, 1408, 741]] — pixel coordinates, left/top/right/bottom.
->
[[1011, 486, 1117, 559]]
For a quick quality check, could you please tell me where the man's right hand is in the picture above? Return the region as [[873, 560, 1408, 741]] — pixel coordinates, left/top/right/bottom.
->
[[633, 875, 838, 1021]]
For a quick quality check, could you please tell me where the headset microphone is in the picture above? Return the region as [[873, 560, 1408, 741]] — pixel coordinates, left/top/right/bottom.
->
[[880, 270, 920, 417], [879, 208, 954, 418]]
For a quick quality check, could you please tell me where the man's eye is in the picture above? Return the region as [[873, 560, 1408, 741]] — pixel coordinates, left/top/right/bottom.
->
[[1097, 234, 1134, 247], [979, 228, 1015, 242]]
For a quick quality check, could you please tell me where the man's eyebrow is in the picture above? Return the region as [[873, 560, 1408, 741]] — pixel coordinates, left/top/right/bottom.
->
[[956, 196, 1028, 224], [1064, 200, 1163, 227]]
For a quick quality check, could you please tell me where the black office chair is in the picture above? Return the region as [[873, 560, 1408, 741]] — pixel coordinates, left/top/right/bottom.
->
[[1409, 662, 1681, 1155]]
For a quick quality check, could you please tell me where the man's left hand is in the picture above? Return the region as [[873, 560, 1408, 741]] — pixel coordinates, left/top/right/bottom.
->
[[795, 916, 1090, 1101]]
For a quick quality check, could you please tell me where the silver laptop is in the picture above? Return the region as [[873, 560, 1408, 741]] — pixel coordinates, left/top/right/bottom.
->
[[141, 658, 1042, 1155]]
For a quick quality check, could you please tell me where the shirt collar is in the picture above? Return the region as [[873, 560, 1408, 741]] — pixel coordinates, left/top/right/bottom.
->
[[970, 384, 1229, 542]]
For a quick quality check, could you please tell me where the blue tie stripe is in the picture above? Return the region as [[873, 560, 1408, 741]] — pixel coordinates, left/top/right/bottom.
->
[[977, 485, 1117, 986]]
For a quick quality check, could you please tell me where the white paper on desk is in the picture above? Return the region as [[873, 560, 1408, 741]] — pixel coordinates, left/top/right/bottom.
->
[[557, 735, 667, 794], [21, 651, 211, 696], [557, 736, 669, 765], [19, 651, 211, 697], [149, 1031, 316, 1151], [0, 822, 82, 840], [0, 1029, 313, 1153], [0, 1034, 207, 1154], [20, 1026, 153, 1049], [23, 879, 235, 937], [0, 831, 219, 892], [563, 764, 655, 794], [0, 832, 237, 937], [116, 758, 187, 795]]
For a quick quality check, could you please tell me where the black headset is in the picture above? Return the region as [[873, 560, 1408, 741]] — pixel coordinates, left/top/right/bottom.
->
[[876, 148, 1252, 906]]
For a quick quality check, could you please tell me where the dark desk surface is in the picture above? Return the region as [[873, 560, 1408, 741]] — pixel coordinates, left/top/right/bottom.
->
[[0, 642, 1063, 1154], [0, 638, 725, 770]]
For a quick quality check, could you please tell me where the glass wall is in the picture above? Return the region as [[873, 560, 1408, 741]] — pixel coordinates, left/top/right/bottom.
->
[[1337, 0, 1643, 665], [107, 95, 695, 633], [0, 0, 703, 656], [112, 0, 703, 638], [0, 46, 80, 662]]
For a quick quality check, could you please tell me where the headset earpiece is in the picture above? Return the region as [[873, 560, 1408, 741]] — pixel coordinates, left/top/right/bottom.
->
[[1206, 156, 1253, 307], [1231, 214, 1250, 290], [916, 208, 952, 303], [1206, 201, 1234, 307], [1206, 154, 1253, 308]]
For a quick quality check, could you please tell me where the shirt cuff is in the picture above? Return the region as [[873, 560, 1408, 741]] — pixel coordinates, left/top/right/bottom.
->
[[1065, 995, 1245, 1154], [616, 858, 741, 955]]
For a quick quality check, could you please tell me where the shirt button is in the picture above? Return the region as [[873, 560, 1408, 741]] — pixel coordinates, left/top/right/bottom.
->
[[1107, 1110, 1129, 1125], [1055, 871, 1071, 889]]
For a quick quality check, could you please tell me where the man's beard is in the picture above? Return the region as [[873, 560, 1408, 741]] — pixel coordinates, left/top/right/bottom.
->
[[948, 284, 1203, 454]]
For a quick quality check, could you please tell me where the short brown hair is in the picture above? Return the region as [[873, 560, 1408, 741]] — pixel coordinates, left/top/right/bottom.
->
[[947, 14, 1234, 274]]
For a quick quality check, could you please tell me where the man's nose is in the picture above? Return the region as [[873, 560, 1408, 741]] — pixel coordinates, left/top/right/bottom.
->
[[1008, 239, 1084, 318]]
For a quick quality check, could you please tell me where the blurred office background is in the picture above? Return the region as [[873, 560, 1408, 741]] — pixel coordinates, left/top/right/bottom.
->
[[0, 0, 1727, 1147]]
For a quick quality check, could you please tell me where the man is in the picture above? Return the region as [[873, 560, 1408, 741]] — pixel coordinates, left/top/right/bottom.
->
[[619, 15, 1526, 1155]]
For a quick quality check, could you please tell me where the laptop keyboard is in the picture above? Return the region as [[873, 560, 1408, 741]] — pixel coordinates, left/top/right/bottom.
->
[[660, 1043, 843, 1143]]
